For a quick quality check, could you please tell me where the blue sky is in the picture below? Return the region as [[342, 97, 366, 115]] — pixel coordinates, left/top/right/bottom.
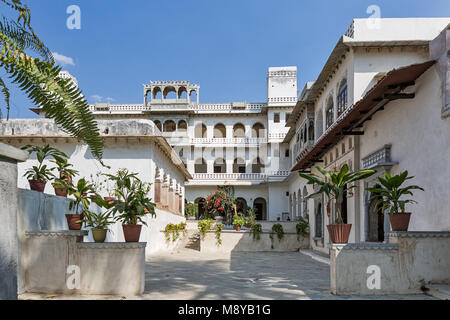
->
[[2, 0, 449, 118]]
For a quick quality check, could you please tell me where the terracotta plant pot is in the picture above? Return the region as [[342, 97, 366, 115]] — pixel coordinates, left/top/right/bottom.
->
[[65, 214, 83, 230], [92, 229, 107, 243], [29, 179, 46, 192], [327, 224, 352, 244], [54, 188, 68, 197], [122, 224, 142, 242], [389, 212, 411, 231], [234, 226, 242, 231]]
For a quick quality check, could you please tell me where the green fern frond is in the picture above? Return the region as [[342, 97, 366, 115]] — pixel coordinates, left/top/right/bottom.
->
[[0, 32, 104, 160], [0, 76, 10, 119]]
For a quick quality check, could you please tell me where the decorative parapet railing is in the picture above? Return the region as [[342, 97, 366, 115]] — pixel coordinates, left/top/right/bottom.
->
[[268, 132, 287, 140], [89, 102, 267, 114], [190, 137, 267, 145], [295, 140, 314, 160], [190, 171, 290, 181], [362, 144, 395, 169], [330, 243, 399, 251], [267, 97, 297, 104]]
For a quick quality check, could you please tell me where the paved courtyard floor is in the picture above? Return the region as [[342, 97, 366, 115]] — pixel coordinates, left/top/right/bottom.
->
[[20, 250, 435, 300]]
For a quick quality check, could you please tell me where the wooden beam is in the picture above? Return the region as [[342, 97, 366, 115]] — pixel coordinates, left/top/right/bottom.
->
[[336, 131, 364, 136]]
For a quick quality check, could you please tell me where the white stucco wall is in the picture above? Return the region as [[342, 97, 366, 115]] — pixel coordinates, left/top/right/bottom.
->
[[359, 65, 450, 231]]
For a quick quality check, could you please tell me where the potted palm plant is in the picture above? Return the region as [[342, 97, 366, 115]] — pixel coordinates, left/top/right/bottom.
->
[[66, 178, 98, 230], [51, 155, 78, 197], [21, 145, 66, 192], [299, 164, 375, 243], [244, 207, 256, 227], [232, 213, 245, 231], [106, 169, 156, 242], [80, 211, 115, 242], [366, 171, 424, 231]]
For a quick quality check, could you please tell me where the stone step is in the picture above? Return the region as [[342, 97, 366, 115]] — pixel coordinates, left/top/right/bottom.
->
[[426, 284, 450, 300]]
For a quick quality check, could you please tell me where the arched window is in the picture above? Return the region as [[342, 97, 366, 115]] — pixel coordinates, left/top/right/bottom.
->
[[178, 120, 187, 132], [252, 157, 264, 173], [213, 158, 226, 173], [154, 120, 162, 132], [297, 190, 302, 218], [252, 123, 265, 138], [163, 120, 176, 132], [194, 123, 207, 138], [292, 192, 297, 220], [163, 86, 177, 99], [233, 158, 246, 173], [194, 158, 207, 173], [337, 79, 348, 117], [213, 123, 226, 138], [326, 96, 334, 129], [303, 186, 308, 219], [233, 123, 245, 138]]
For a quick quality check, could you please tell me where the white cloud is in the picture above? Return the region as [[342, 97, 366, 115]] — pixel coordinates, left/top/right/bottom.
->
[[52, 52, 75, 66], [105, 97, 115, 103], [91, 95, 103, 102]]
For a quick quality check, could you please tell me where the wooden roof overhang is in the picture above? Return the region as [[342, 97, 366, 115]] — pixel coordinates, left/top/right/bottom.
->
[[291, 60, 436, 172]]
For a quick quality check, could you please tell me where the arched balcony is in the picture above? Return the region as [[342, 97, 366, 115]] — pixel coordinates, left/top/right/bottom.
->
[[233, 123, 246, 138], [213, 123, 226, 138], [252, 123, 265, 138]]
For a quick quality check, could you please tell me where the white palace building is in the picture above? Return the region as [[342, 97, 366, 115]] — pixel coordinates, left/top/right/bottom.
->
[[1, 17, 450, 253]]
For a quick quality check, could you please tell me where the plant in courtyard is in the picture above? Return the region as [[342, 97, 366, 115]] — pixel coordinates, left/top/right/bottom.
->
[[105, 169, 156, 242], [0, 1, 104, 160], [51, 155, 78, 197], [366, 171, 424, 231], [66, 177, 100, 230], [269, 223, 285, 249], [296, 218, 309, 240], [184, 201, 198, 219], [250, 223, 263, 241], [80, 210, 115, 243], [299, 164, 375, 243], [21, 144, 67, 192], [244, 207, 256, 227], [214, 223, 224, 245], [203, 189, 236, 220], [232, 213, 245, 231], [198, 218, 214, 239], [164, 222, 187, 242]]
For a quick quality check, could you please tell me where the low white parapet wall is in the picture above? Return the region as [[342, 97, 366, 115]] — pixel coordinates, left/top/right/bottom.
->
[[22, 231, 145, 296], [330, 231, 450, 295], [200, 230, 309, 253]]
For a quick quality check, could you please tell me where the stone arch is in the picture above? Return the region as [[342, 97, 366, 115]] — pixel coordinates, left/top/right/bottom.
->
[[251, 157, 264, 173], [253, 198, 267, 221], [163, 120, 176, 132], [213, 157, 226, 173], [326, 95, 334, 129], [190, 90, 197, 102], [233, 157, 246, 173], [367, 184, 384, 242], [154, 120, 162, 132], [163, 86, 177, 99], [252, 122, 265, 138], [315, 202, 323, 238], [194, 158, 207, 173], [178, 86, 188, 99], [152, 87, 162, 99], [194, 122, 207, 138], [337, 78, 348, 117], [316, 108, 323, 138], [194, 197, 206, 219], [213, 123, 226, 138], [236, 197, 247, 214], [178, 120, 187, 132], [233, 123, 245, 138]]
